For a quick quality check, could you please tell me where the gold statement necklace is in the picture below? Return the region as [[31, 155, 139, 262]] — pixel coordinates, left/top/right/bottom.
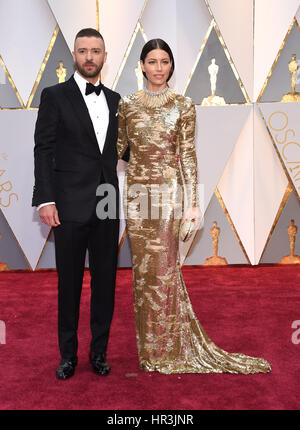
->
[[136, 86, 176, 108]]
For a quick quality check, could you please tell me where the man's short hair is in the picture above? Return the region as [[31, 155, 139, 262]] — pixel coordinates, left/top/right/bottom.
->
[[75, 28, 105, 45]]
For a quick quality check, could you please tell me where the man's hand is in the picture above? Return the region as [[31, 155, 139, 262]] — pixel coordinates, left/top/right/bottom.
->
[[39, 204, 61, 227]]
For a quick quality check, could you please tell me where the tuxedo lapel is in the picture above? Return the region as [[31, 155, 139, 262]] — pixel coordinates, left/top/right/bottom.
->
[[63, 76, 100, 153], [101, 86, 117, 155]]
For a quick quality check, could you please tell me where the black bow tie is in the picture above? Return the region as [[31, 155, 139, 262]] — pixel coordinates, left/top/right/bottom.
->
[[85, 82, 103, 96]]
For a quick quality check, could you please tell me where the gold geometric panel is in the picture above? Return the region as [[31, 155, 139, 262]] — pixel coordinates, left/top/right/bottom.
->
[[183, 189, 250, 266], [0, 57, 24, 109], [260, 184, 300, 264], [113, 22, 147, 95], [258, 18, 300, 103], [47, 0, 98, 50], [27, 26, 74, 108], [99, 0, 147, 88], [207, 0, 254, 100], [184, 20, 249, 105], [0, 208, 30, 270]]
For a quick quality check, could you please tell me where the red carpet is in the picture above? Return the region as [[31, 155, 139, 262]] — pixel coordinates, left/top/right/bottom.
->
[[0, 265, 299, 410]]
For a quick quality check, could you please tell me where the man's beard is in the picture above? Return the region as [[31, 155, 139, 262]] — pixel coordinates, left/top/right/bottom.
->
[[75, 61, 103, 79]]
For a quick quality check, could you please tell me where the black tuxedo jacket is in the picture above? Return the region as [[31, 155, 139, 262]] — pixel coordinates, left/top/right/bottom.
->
[[32, 75, 128, 223]]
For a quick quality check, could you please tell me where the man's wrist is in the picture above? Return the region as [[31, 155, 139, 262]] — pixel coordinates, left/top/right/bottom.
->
[[37, 202, 55, 211]]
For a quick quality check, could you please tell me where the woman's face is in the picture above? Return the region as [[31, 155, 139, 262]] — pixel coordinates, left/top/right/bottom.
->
[[140, 49, 172, 88]]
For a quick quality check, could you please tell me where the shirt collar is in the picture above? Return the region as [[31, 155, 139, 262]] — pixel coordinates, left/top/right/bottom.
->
[[74, 71, 100, 96]]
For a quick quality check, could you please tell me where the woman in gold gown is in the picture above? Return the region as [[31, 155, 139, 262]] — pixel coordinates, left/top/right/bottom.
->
[[117, 39, 271, 375]]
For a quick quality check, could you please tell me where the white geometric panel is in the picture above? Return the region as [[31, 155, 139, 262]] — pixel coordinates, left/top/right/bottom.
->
[[98, 0, 147, 88], [0, 111, 50, 270], [296, 5, 300, 23], [195, 104, 252, 212], [0, 0, 56, 106], [179, 104, 251, 263], [207, 0, 254, 101], [140, 0, 177, 62], [140, 0, 177, 91], [47, 0, 98, 51], [254, 0, 300, 101], [259, 102, 300, 198], [218, 107, 255, 264], [141, 0, 211, 93], [253, 105, 289, 264], [176, 0, 211, 94]]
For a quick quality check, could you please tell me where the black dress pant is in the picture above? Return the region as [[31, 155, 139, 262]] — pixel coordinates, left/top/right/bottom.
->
[[54, 198, 119, 360]]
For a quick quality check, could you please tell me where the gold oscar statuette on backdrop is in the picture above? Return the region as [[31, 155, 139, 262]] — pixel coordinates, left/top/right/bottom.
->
[[56, 61, 67, 84], [280, 219, 300, 264], [201, 58, 226, 106], [204, 221, 228, 266], [0, 233, 9, 271], [281, 54, 300, 102]]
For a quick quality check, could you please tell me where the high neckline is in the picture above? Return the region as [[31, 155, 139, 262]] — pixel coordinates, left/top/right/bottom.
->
[[136, 87, 176, 108], [144, 86, 169, 96]]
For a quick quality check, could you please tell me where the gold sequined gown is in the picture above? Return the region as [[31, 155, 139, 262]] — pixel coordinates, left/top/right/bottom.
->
[[117, 88, 271, 374]]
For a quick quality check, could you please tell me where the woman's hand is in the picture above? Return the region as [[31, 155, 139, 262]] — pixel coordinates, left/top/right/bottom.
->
[[182, 207, 202, 226]]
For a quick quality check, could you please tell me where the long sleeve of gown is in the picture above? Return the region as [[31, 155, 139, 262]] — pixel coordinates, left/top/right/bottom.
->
[[117, 98, 129, 160], [178, 101, 199, 208]]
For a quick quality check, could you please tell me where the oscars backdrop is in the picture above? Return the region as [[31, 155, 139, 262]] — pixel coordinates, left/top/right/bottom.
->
[[0, 0, 299, 271]]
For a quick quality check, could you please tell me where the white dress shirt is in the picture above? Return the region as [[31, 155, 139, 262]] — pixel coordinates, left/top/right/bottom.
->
[[73, 71, 109, 153], [38, 71, 109, 211]]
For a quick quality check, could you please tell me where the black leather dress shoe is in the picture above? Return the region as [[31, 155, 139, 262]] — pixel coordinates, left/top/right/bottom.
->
[[89, 352, 110, 376], [56, 358, 78, 380]]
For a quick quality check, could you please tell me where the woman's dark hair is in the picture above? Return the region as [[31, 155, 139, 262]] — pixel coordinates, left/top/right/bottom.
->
[[140, 39, 175, 82]]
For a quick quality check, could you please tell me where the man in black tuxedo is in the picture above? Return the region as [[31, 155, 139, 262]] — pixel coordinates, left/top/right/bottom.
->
[[32, 28, 128, 379]]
